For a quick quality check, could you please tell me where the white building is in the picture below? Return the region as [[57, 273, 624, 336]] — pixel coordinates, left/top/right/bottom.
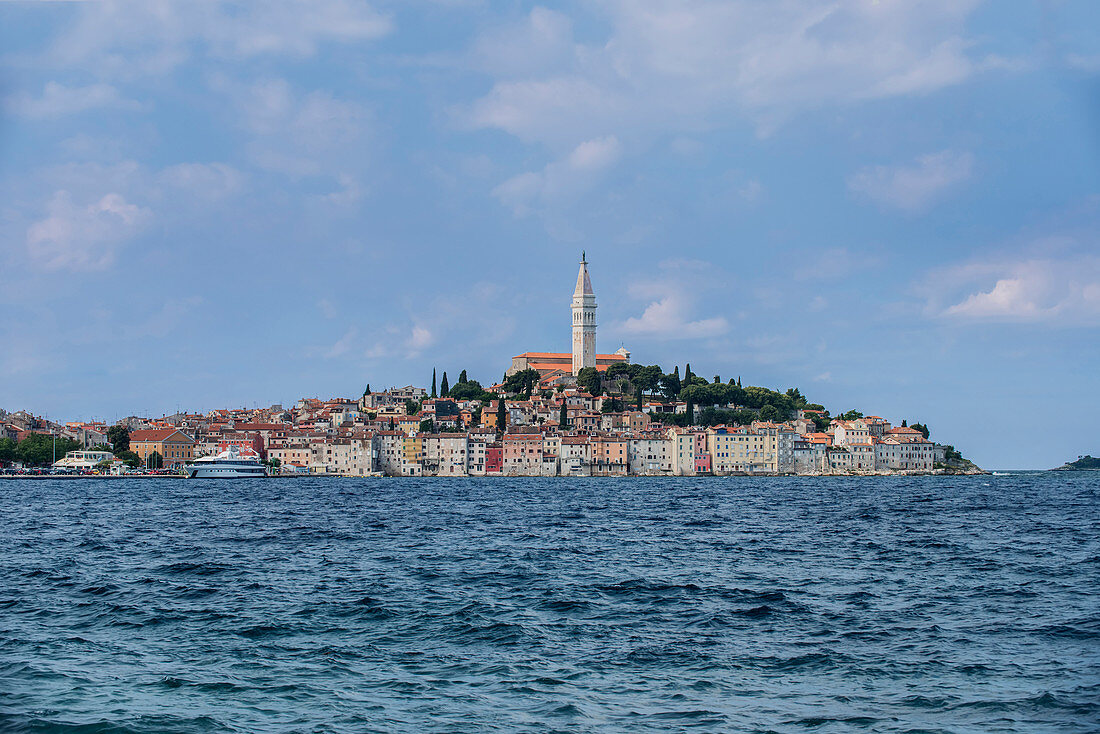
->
[[571, 253, 597, 375]]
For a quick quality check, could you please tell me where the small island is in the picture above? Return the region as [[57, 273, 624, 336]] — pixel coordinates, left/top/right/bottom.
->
[[1052, 455, 1100, 471]]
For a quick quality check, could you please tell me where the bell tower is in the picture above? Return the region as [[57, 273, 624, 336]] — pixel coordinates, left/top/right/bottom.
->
[[571, 252, 597, 375]]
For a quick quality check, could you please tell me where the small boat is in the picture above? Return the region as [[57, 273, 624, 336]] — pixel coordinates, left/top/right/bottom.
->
[[185, 446, 267, 478]]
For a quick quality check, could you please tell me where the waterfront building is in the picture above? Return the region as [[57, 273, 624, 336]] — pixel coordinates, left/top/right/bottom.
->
[[129, 428, 195, 469], [52, 449, 114, 470]]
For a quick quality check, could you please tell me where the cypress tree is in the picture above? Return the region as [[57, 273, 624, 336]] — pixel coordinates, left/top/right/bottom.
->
[[363, 383, 371, 397], [559, 401, 568, 429], [635, 384, 643, 411], [685, 393, 694, 425], [440, 371, 449, 398], [685, 363, 693, 384], [496, 398, 506, 434], [458, 369, 468, 385], [431, 368, 437, 398]]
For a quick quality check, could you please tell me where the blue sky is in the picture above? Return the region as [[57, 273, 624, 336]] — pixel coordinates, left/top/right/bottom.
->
[[1, 0, 1098, 469]]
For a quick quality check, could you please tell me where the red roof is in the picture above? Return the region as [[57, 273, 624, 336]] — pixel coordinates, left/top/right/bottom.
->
[[130, 428, 193, 443]]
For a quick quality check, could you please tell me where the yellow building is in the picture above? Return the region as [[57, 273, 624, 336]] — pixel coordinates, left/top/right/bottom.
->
[[129, 428, 195, 469]]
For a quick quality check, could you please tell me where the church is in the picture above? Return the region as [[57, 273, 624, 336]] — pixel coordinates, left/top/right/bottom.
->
[[507, 254, 631, 380]]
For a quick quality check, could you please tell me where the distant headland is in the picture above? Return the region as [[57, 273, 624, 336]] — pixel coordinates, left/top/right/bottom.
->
[[1051, 455, 1100, 471]]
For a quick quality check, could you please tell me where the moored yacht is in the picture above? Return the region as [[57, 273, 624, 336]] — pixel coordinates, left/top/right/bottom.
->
[[186, 446, 267, 478]]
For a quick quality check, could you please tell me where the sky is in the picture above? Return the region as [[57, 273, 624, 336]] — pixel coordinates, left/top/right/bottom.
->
[[1, 0, 1098, 469]]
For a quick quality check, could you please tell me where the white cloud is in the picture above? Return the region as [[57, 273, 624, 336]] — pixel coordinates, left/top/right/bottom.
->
[[493, 135, 620, 215], [619, 291, 729, 339], [26, 191, 150, 271], [405, 325, 434, 357], [325, 328, 357, 359], [3, 82, 142, 119], [848, 150, 973, 211], [463, 0, 985, 146], [46, 1, 392, 77], [928, 251, 1100, 325]]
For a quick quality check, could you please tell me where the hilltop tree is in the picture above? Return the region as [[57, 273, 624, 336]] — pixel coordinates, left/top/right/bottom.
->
[[911, 422, 930, 439], [363, 383, 371, 397], [901, 419, 908, 427], [634, 365, 663, 396], [684, 363, 693, 384], [661, 367, 681, 399], [458, 369, 468, 384], [440, 372, 450, 398], [106, 425, 130, 453], [576, 366, 601, 396], [838, 410, 864, 421], [431, 369, 437, 398], [503, 368, 540, 397], [785, 388, 806, 408]]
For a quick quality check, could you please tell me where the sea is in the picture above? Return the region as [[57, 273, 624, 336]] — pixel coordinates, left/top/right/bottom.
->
[[1, 473, 1097, 733]]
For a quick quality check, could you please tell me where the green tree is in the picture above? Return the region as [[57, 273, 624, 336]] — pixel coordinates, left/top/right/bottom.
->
[[363, 383, 371, 397], [559, 401, 568, 429], [684, 363, 693, 384], [0, 437, 15, 465], [635, 384, 643, 411], [458, 369, 468, 384], [839, 410, 864, 421], [440, 371, 450, 398], [15, 433, 81, 466], [576, 366, 601, 396], [759, 404, 781, 422], [661, 367, 681, 399], [684, 392, 694, 425], [911, 422, 930, 439], [448, 379, 488, 401], [605, 362, 632, 382], [405, 399, 419, 415], [147, 451, 163, 469], [107, 425, 130, 453], [419, 418, 434, 434], [503, 368, 540, 397], [785, 388, 806, 408], [496, 398, 506, 434], [635, 365, 663, 396], [431, 368, 437, 398]]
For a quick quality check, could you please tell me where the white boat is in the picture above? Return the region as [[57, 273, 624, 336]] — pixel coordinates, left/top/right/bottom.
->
[[185, 446, 267, 478]]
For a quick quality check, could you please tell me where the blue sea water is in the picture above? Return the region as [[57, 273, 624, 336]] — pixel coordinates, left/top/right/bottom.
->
[[0, 474, 1097, 733]]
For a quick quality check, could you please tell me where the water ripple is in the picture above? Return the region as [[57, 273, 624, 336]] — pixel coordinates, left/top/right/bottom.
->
[[0, 473, 1097, 732]]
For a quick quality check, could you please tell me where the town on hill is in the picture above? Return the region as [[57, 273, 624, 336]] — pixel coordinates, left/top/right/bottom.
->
[[0, 257, 980, 477]]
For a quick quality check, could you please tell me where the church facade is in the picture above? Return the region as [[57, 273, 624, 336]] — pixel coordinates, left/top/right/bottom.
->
[[507, 255, 630, 379]]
